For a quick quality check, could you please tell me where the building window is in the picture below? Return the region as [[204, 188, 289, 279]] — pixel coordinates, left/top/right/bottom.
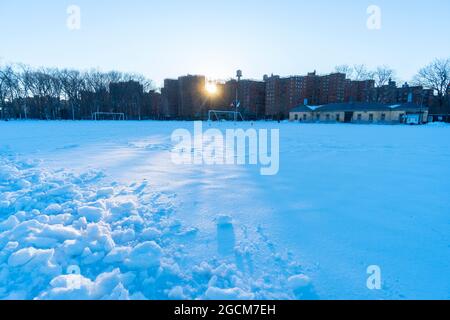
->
[[381, 114, 386, 121], [316, 114, 320, 121], [357, 114, 362, 121], [326, 114, 330, 121], [336, 114, 340, 122], [303, 114, 307, 121], [369, 114, 374, 122], [294, 114, 299, 121]]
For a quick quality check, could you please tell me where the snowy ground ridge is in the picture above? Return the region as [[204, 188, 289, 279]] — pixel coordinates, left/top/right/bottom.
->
[[0, 155, 316, 300]]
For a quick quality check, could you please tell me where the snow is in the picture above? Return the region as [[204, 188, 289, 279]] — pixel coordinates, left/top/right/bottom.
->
[[288, 274, 311, 290], [77, 206, 105, 223], [8, 248, 39, 267], [40, 268, 131, 300], [216, 215, 233, 227], [124, 241, 162, 269], [0, 120, 449, 300], [44, 204, 63, 215], [205, 287, 255, 300]]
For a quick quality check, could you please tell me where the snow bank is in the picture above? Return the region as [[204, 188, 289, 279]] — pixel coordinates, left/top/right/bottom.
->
[[78, 206, 105, 223], [426, 122, 450, 128], [0, 155, 310, 300], [205, 287, 254, 300], [288, 274, 311, 290]]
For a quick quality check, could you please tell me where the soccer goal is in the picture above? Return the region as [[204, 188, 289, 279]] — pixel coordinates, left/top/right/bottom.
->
[[92, 112, 125, 121], [208, 110, 244, 122]]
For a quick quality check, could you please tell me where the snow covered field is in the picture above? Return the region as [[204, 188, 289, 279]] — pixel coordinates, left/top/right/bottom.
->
[[0, 121, 449, 300]]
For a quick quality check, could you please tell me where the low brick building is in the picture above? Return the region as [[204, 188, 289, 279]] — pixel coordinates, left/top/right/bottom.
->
[[290, 102, 429, 124]]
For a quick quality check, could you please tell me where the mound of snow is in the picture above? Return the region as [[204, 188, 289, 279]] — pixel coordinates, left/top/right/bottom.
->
[[40, 269, 127, 300], [96, 187, 115, 198], [0, 216, 20, 231], [426, 122, 450, 128], [8, 248, 38, 267], [125, 241, 162, 269], [78, 206, 105, 223], [288, 274, 311, 290], [287, 274, 319, 299], [205, 287, 255, 300], [140, 227, 162, 241], [104, 247, 131, 264], [109, 198, 138, 219], [0, 156, 308, 300], [44, 204, 63, 215], [0, 164, 19, 180]]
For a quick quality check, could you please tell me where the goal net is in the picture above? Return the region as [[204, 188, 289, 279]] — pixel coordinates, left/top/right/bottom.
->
[[208, 110, 244, 122], [92, 112, 125, 121]]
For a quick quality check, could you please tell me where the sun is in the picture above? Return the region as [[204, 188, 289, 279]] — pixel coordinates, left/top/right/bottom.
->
[[205, 81, 218, 95]]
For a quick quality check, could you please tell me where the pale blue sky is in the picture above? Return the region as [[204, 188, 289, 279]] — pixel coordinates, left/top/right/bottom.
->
[[1, 0, 449, 87]]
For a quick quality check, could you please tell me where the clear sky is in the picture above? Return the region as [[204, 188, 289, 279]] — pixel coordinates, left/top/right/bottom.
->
[[1, 0, 449, 87]]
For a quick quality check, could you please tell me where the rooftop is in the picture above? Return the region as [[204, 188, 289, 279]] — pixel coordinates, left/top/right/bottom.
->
[[291, 102, 428, 113]]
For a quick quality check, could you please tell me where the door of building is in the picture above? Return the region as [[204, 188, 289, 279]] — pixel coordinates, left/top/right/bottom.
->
[[344, 112, 354, 123]]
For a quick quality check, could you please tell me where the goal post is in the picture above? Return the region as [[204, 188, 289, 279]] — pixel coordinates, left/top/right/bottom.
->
[[92, 112, 125, 121], [208, 110, 244, 122]]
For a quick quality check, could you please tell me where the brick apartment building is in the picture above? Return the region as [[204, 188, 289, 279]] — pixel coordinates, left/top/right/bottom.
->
[[344, 79, 376, 103], [375, 79, 433, 107], [143, 90, 163, 119], [299, 72, 319, 106], [222, 79, 266, 119], [428, 84, 450, 122], [159, 71, 441, 121], [239, 79, 266, 119], [212, 80, 235, 111], [319, 73, 346, 105], [109, 80, 144, 120], [178, 75, 206, 119], [161, 79, 180, 118], [397, 83, 433, 106], [161, 76, 265, 120], [266, 71, 359, 118], [375, 79, 399, 104], [265, 75, 303, 119], [160, 75, 208, 119]]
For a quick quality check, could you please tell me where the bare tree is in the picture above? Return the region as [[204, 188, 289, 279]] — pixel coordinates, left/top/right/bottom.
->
[[335, 65, 354, 79], [414, 58, 450, 106], [83, 70, 115, 116], [353, 64, 375, 81], [374, 65, 396, 87], [60, 69, 84, 120], [0, 65, 21, 119], [17, 64, 35, 118], [0, 66, 10, 119], [47, 69, 64, 119], [86, 69, 111, 92], [1, 63, 155, 120], [127, 73, 154, 92], [106, 71, 124, 84]]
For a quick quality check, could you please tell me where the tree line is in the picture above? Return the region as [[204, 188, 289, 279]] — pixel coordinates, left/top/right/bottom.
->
[[335, 58, 450, 106], [0, 64, 153, 120], [1, 58, 449, 120]]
